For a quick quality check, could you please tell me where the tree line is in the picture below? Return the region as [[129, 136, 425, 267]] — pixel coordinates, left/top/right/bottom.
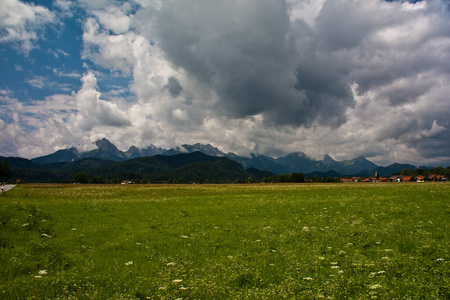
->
[[73, 171, 314, 184], [395, 166, 450, 179]]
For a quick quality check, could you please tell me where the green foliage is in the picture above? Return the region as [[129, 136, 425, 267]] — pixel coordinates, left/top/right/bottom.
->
[[0, 161, 13, 181], [1, 183, 449, 299], [73, 172, 89, 183]]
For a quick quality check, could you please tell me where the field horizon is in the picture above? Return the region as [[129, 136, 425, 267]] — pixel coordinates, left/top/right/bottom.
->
[[1, 182, 449, 299]]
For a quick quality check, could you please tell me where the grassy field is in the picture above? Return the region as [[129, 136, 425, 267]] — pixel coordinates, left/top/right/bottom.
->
[[0, 183, 449, 299]]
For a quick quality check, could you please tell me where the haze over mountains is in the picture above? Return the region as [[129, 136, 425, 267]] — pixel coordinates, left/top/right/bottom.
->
[[30, 138, 418, 176]]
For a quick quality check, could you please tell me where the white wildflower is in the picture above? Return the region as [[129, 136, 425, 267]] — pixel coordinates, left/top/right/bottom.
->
[[303, 277, 313, 280], [124, 261, 133, 266], [167, 262, 176, 266], [173, 279, 183, 283], [369, 284, 382, 289], [38, 270, 47, 275]]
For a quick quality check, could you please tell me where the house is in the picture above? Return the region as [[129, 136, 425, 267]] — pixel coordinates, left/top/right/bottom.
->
[[351, 177, 361, 182], [416, 175, 425, 182], [121, 180, 134, 184], [402, 176, 413, 182], [390, 175, 404, 182], [429, 174, 447, 181], [340, 178, 353, 183]]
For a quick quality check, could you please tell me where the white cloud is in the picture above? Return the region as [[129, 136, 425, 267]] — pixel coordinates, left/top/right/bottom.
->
[[82, 18, 138, 75], [26, 75, 73, 92], [74, 72, 131, 131], [0, 0, 55, 54], [92, 4, 132, 34], [54, 0, 74, 13], [26, 76, 47, 89]]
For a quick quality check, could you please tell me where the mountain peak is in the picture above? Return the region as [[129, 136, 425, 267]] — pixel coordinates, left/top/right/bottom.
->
[[182, 143, 226, 157], [94, 138, 119, 152], [323, 154, 335, 163]]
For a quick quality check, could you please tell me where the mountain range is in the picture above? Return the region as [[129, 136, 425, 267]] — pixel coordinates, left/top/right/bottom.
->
[[2, 151, 273, 183], [29, 138, 418, 176]]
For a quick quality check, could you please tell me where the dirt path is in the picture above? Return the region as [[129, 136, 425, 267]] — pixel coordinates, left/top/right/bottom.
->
[[1, 184, 16, 192]]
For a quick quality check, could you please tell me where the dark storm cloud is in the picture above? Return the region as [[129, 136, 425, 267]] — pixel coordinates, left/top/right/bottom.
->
[[164, 76, 183, 98], [315, 0, 380, 51], [149, 0, 355, 128]]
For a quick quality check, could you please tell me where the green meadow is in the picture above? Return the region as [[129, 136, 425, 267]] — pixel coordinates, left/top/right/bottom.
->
[[0, 183, 449, 299]]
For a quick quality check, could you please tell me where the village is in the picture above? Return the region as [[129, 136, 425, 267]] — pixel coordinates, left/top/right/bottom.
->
[[340, 174, 447, 183]]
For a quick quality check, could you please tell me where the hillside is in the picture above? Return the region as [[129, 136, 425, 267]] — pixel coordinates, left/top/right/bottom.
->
[[3, 152, 270, 183]]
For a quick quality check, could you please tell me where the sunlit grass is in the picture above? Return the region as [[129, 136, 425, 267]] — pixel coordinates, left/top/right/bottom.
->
[[1, 183, 449, 299]]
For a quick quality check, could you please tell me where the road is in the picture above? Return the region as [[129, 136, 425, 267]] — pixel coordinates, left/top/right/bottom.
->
[[1, 184, 16, 192]]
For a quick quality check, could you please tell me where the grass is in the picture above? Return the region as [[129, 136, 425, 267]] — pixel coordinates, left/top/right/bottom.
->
[[0, 183, 449, 299]]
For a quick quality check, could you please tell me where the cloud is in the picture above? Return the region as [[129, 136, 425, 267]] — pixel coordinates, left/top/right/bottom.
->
[[26, 76, 47, 89], [92, 3, 132, 34], [164, 77, 183, 98], [143, 0, 356, 127], [48, 48, 69, 58], [74, 72, 132, 131], [82, 17, 137, 75], [26, 75, 73, 92], [2, 0, 450, 167], [0, 0, 55, 54]]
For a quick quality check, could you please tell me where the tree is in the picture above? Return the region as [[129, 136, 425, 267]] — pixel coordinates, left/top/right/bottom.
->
[[73, 172, 89, 183], [291, 173, 305, 183], [0, 161, 13, 181]]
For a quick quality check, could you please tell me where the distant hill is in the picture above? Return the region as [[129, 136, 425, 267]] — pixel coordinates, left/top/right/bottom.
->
[[230, 153, 290, 175], [4, 152, 271, 183], [374, 163, 418, 177], [31, 147, 79, 164], [0, 156, 40, 168]]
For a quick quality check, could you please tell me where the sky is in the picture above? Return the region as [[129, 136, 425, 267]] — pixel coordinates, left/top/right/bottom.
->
[[1, 0, 450, 166]]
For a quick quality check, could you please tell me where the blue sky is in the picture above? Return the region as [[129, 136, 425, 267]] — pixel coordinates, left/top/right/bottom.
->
[[1, 0, 450, 166]]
